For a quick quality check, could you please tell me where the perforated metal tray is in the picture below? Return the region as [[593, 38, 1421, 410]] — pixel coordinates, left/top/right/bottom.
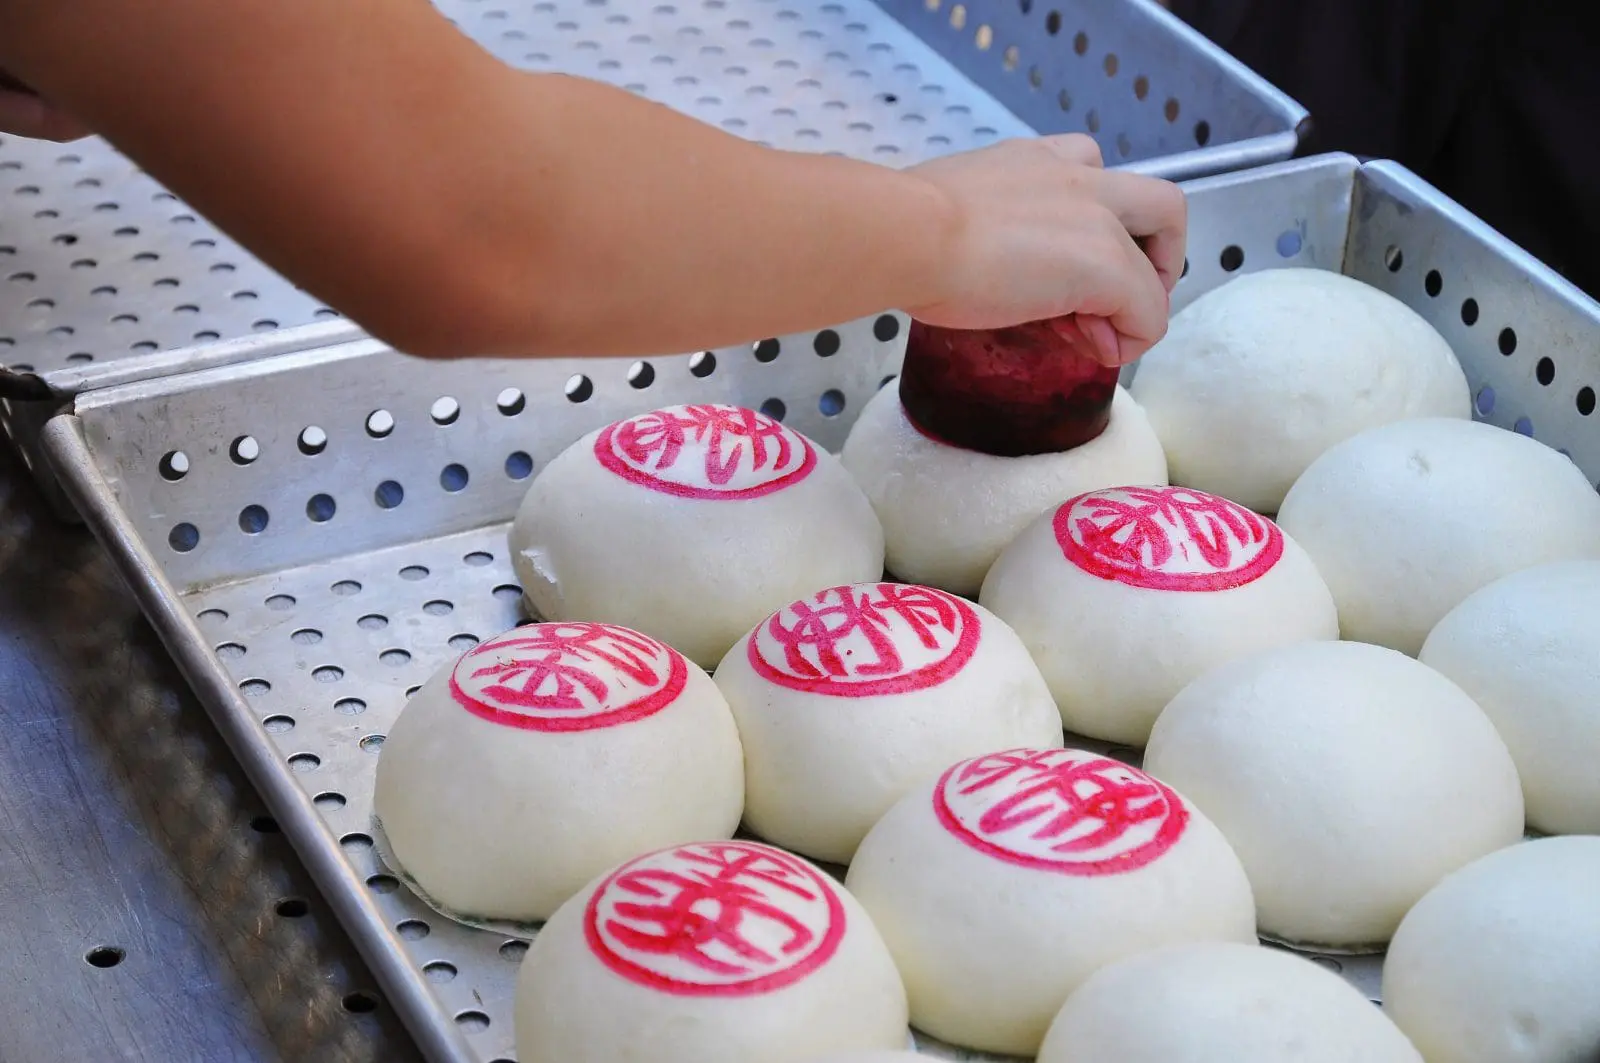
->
[[1, 0, 1304, 514], [43, 151, 1600, 1062]]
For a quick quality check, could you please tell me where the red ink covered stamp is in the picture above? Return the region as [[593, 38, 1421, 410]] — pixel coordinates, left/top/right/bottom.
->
[[583, 841, 846, 997], [934, 748, 1189, 875], [594, 403, 818, 501], [747, 583, 981, 698], [449, 622, 688, 733], [1053, 485, 1284, 592]]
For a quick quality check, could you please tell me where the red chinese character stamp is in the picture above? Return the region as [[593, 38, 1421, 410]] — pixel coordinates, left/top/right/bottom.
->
[[594, 404, 818, 500], [1053, 485, 1284, 592], [934, 749, 1188, 876], [583, 841, 847, 997], [747, 583, 981, 697], [449, 622, 688, 733]]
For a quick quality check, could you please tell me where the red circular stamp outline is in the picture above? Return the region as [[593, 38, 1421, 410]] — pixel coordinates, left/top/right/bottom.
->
[[933, 748, 1189, 876], [448, 622, 688, 733], [593, 403, 818, 501], [1052, 485, 1284, 592], [583, 841, 847, 997], [747, 582, 982, 698]]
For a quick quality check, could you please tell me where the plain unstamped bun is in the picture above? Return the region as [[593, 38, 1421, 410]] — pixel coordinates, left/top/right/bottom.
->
[[980, 485, 1339, 745], [1420, 560, 1600, 835], [840, 384, 1167, 596], [1384, 836, 1600, 1063], [1129, 267, 1469, 513], [1038, 942, 1422, 1063], [1276, 417, 1600, 655], [715, 582, 1063, 864], [515, 840, 908, 1063], [845, 747, 1256, 1056], [1144, 639, 1523, 950], [511, 403, 885, 667], [374, 623, 744, 922]]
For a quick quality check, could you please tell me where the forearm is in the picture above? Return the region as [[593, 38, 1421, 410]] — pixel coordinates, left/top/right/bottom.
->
[[0, 0, 957, 359]]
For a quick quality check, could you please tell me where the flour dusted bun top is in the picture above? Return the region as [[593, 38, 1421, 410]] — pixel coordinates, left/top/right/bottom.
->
[[1144, 639, 1524, 950], [714, 581, 1063, 865], [845, 747, 1256, 1056], [1276, 417, 1600, 655], [1129, 267, 1470, 513], [1384, 836, 1600, 1063], [1420, 560, 1600, 836], [1037, 942, 1422, 1063], [840, 383, 1167, 596], [515, 840, 908, 1063], [980, 485, 1338, 745], [510, 404, 885, 668], [372, 622, 745, 923]]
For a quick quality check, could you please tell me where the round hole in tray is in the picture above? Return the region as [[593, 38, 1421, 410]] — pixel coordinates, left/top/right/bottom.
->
[[753, 338, 781, 363], [759, 397, 787, 421], [456, 1011, 491, 1034], [1536, 356, 1556, 386], [879, 374, 897, 391], [306, 493, 337, 523], [1085, 108, 1100, 133], [506, 451, 534, 480], [361, 734, 386, 753], [1275, 230, 1302, 258], [627, 360, 656, 389], [400, 565, 429, 581], [1499, 327, 1518, 355], [1425, 269, 1443, 297], [1475, 385, 1496, 416], [1514, 416, 1534, 437], [275, 897, 309, 919], [565, 373, 594, 402], [441, 464, 470, 492], [252, 319, 280, 332], [374, 480, 404, 509], [263, 714, 295, 734], [1116, 133, 1132, 158], [168, 522, 200, 552], [266, 594, 296, 611], [465, 551, 493, 567], [315, 791, 347, 811], [1578, 386, 1596, 417], [499, 940, 530, 962], [238, 505, 269, 535], [216, 642, 246, 660], [493, 584, 523, 603], [1073, 30, 1088, 54], [1133, 74, 1149, 100], [85, 946, 125, 969], [1384, 245, 1404, 272], [1180, 257, 1190, 279], [335, 697, 367, 716], [1103, 52, 1118, 77], [496, 386, 526, 416], [974, 24, 992, 50], [689, 350, 717, 377], [430, 396, 461, 426], [449, 633, 481, 651], [1164, 97, 1180, 122], [1057, 89, 1072, 112], [423, 599, 454, 617], [332, 579, 362, 596], [380, 648, 411, 667], [873, 314, 900, 342], [358, 613, 388, 630], [158, 450, 190, 482], [814, 329, 842, 357], [819, 389, 846, 417], [1193, 119, 1211, 146], [405, 685, 422, 699], [948, 4, 965, 29], [366, 873, 398, 893], [240, 679, 272, 699], [288, 753, 321, 773], [1460, 298, 1480, 326], [340, 832, 373, 853], [342, 992, 380, 1014], [197, 609, 228, 625], [249, 815, 279, 834], [423, 961, 457, 984], [1219, 245, 1244, 272], [396, 919, 430, 941], [365, 409, 395, 438], [1003, 44, 1020, 71], [313, 665, 344, 684], [292, 627, 323, 645]]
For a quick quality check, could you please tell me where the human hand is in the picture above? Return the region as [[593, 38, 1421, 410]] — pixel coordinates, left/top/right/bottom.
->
[[0, 71, 91, 142], [906, 133, 1185, 367]]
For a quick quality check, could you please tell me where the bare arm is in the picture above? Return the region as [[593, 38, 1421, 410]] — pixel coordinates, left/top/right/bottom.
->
[[0, 0, 1183, 363]]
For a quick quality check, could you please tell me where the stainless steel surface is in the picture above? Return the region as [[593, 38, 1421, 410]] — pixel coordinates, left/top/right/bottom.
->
[[47, 148, 1591, 1061], [0, 0, 1306, 506], [0, 444, 425, 1063]]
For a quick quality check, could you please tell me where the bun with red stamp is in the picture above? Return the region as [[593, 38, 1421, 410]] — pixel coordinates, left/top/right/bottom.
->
[[845, 747, 1256, 1056], [373, 622, 745, 923], [714, 581, 1063, 864], [980, 484, 1338, 745], [840, 382, 1168, 597], [514, 840, 909, 1063], [509, 404, 885, 668]]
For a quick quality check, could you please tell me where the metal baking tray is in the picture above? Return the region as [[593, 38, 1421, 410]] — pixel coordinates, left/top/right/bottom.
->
[[2, 0, 1304, 516], [42, 150, 1600, 1061]]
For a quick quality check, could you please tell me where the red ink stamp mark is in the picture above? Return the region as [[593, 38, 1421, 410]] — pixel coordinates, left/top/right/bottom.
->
[[583, 841, 846, 997], [934, 748, 1189, 876], [748, 583, 981, 697], [1053, 485, 1284, 592], [594, 404, 818, 500], [449, 622, 687, 733]]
